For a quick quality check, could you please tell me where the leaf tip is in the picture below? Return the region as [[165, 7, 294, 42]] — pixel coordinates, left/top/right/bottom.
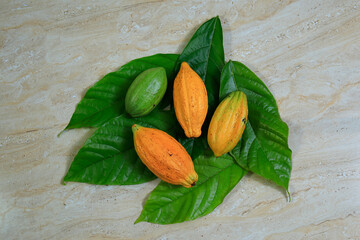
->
[[286, 189, 292, 202], [57, 129, 66, 137], [134, 216, 143, 224], [62, 174, 71, 185]]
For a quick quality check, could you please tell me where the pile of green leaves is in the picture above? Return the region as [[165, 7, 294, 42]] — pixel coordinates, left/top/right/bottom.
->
[[62, 16, 292, 224]]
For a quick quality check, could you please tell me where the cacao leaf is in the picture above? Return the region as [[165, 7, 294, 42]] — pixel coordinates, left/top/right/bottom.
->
[[176, 16, 225, 113], [135, 154, 246, 224], [220, 60, 292, 195], [63, 54, 179, 130], [63, 110, 177, 185], [179, 137, 211, 160], [174, 16, 225, 158]]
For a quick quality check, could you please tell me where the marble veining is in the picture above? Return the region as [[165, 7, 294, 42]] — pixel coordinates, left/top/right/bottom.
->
[[1, 0, 359, 239]]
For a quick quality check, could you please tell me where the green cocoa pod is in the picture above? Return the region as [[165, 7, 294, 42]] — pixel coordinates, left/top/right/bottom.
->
[[125, 67, 167, 117]]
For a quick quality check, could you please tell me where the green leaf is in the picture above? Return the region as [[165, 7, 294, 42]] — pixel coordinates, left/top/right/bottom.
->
[[64, 54, 179, 130], [135, 154, 246, 224], [63, 110, 178, 185], [177, 16, 225, 112], [220, 60, 292, 194], [179, 137, 211, 160], [174, 16, 225, 159]]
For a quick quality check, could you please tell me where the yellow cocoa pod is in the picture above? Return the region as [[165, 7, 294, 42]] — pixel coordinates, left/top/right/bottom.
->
[[207, 91, 248, 157], [132, 124, 198, 188], [173, 62, 208, 138]]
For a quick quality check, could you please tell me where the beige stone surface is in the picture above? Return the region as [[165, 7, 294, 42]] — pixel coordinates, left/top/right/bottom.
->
[[1, 0, 360, 239]]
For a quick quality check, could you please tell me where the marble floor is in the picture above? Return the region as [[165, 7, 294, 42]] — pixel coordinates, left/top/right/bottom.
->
[[1, 0, 360, 239]]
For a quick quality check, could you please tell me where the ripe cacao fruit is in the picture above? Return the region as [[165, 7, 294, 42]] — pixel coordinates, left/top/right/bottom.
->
[[125, 67, 167, 117], [173, 62, 208, 138], [132, 124, 198, 188], [207, 91, 248, 157]]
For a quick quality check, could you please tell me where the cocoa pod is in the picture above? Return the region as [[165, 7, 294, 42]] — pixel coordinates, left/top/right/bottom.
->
[[173, 62, 208, 138], [207, 91, 248, 157], [132, 124, 198, 188], [125, 67, 167, 117]]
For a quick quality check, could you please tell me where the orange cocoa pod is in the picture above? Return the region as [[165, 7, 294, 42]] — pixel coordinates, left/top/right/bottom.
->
[[207, 91, 248, 157], [132, 124, 198, 188], [173, 62, 208, 138]]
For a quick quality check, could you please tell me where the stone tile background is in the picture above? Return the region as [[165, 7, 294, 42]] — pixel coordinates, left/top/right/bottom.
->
[[1, 1, 359, 239]]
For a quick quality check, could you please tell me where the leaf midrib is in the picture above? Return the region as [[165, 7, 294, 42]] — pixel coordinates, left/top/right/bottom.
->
[[228, 61, 289, 188], [202, 17, 218, 82], [67, 115, 175, 181], [141, 157, 236, 218], [244, 120, 286, 187], [66, 54, 178, 130], [66, 98, 123, 129], [66, 146, 135, 180]]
